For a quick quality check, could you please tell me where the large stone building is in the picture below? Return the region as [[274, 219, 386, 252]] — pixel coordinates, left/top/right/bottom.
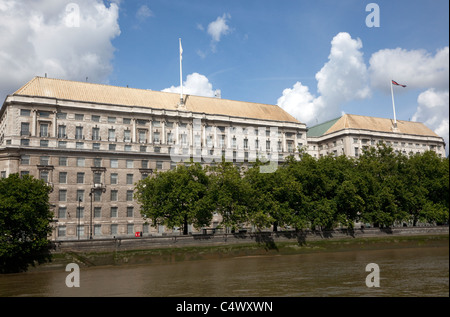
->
[[306, 113, 446, 158], [0, 77, 446, 240], [0, 77, 307, 240]]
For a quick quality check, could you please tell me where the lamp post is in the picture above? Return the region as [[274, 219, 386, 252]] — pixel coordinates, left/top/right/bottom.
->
[[89, 190, 93, 240], [77, 197, 81, 240]]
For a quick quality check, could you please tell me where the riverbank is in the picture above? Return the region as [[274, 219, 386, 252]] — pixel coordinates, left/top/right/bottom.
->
[[32, 226, 449, 272]]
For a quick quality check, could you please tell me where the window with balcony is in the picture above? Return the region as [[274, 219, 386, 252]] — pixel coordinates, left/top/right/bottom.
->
[[75, 126, 83, 140], [108, 129, 115, 142], [92, 127, 100, 141], [124, 130, 131, 142]]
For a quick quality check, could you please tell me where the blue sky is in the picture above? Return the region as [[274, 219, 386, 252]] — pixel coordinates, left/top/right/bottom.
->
[[0, 0, 448, 147]]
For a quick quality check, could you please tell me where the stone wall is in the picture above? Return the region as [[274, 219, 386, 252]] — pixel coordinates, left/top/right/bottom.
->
[[51, 225, 449, 254]]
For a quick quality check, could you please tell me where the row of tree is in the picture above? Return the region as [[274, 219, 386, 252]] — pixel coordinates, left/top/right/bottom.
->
[[135, 145, 449, 234]]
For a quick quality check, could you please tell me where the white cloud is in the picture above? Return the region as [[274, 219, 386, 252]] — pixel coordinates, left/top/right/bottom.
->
[[0, 0, 120, 102], [412, 89, 449, 152], [162, 72, 220, 98], [136, 4, 153, 21], [277, 32, 370, 125], [207, 13, 231, 42], [369, 47, 449, 92]]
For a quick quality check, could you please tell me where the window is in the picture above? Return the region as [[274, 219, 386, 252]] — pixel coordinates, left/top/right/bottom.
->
[[94, 207, 101, 218], [153, 120, 161, 127], [77, 172, 85, 184], [76, 142, 84, 149], [91, 115, 100, 122], [92, 143, 100, 150], [77, 157, 85, 167], [111, 190, 118, 201], [58, 226, 66, 237], [57, 112, 67, 119], [21, 122, 30, 136], [108, 116, 116, 123], [108, 129, 115, 141], [266, 140, 271, 151], [40, 123, 49, 137], [124, 130, 131, 142], [75, 114, 84, 121], [110, 173, 118, 184], [126, 160, 133, 168], [93, 158, 102, 167], [141, 160, 149, 169], [76, 207, 84, 218], [58, 125, 66, 138], [21, 155, 30, 165], [58, 207, 66, 219], [153, 132, 160, 143], [109, 144, 116, 151], [38, 111, 50, 118], [111, 224, 118, 235], [140, 145, 146, 152], [40, 140, 49, 147], [59, 190, 67, 202], [127, 206, 134, 217], [123, 118, 131, 124], [110, 207, 118, 218], [75, 126, 83, 139], [59, 157, 68, 166], [20, 109, 31, 116], [94, 190, 102, 202], [167, 132, 174, 144], [92, 127, 100, 141], [124, 144, 132, 151], [59, 172, 67, 184], [127, 224, 134, 235], [156, 161, 163, 170], [58, 141, 67, 148], [354, 147, 359, 157], [40, 156, 50, 165], [94, 225, 101, 236], [126, 190, 133, 201], [93, 172, 102, 185], [110, 159, 118, 168], [126, 174, 133, 185], [76, 190, 85, 202], [138, 130, 146, 143], [20, 139, 30, 146]]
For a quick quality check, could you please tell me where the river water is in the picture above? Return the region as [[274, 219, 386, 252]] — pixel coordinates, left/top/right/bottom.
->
[[0, 245, 448, 297]]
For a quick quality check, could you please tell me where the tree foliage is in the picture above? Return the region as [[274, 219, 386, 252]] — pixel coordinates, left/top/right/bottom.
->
[[134, 146, 449, 234], [0, 174, 53, 273]]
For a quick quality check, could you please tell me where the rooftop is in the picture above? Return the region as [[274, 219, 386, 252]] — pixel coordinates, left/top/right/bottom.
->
[[307, 114, 440, 138], [12, 76, 301, 124]]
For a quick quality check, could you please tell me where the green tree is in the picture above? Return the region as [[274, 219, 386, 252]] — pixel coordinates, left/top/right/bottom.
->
[[356, 144, 409, 227], [208, 160, 251, 232], [0, 174, 53, 273], [402, 151, 449, 225], [134, 162, 213, 235]]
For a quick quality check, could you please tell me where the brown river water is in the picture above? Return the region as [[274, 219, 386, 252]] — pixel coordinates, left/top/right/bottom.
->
[[0, 244, 448, 297]]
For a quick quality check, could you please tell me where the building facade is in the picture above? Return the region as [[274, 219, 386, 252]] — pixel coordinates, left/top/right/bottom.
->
[[0, 77, 307, 240], [306, 114, 446, 158]]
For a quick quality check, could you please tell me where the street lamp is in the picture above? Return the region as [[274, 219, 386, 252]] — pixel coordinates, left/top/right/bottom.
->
[[77, 197, 81, 240]]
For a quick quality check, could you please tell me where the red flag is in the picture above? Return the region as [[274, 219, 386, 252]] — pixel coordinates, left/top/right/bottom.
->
[[392, 80, 406, 87]]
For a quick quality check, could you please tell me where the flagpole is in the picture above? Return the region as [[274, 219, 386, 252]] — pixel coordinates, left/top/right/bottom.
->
[[179, 38, 183, 105], [390, 79, 397, 128]]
